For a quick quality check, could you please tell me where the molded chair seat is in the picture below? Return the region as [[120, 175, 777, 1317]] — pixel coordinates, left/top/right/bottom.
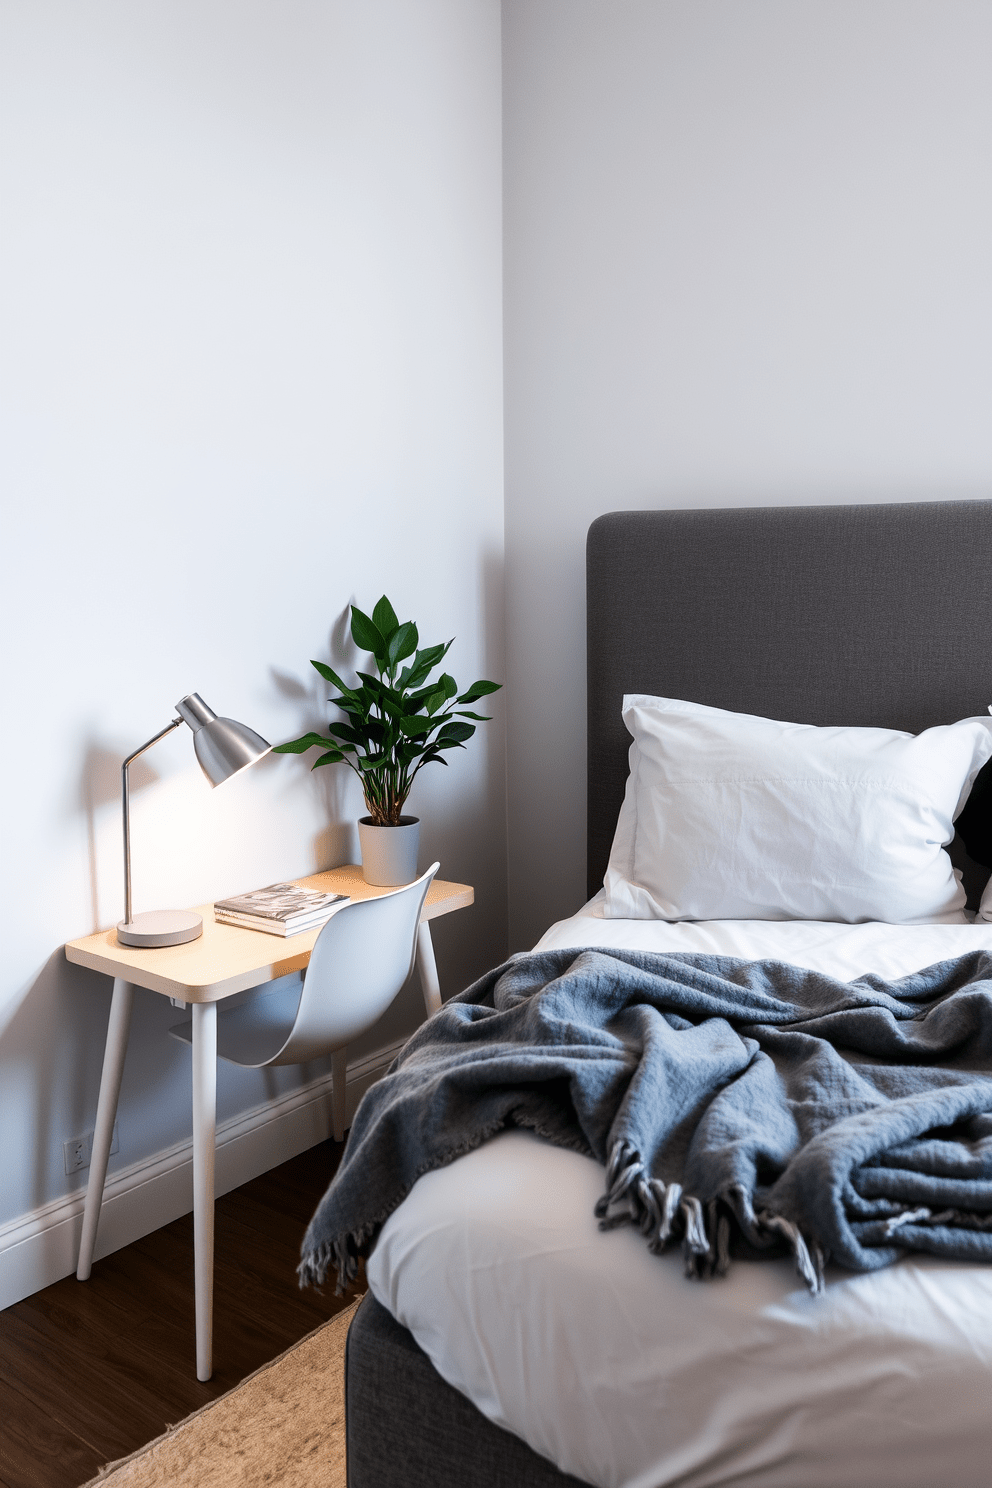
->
[[170, 863, 439, 1140]]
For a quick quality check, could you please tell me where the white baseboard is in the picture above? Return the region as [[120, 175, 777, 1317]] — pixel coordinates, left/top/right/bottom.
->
[[0, 1038, 404, 1314]]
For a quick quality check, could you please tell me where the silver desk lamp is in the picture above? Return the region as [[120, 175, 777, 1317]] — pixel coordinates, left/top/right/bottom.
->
[[118, 693, 272, 947]]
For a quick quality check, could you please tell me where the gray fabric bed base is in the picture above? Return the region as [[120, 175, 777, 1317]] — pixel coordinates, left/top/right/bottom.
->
[[345, 1292, 589, 1488]]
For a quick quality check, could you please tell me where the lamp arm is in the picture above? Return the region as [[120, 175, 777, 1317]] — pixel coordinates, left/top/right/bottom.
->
[[121, 718, 185, 927]]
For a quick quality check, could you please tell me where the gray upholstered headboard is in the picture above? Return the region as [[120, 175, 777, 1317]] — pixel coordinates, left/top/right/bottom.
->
[[586, 501, 992, 902]]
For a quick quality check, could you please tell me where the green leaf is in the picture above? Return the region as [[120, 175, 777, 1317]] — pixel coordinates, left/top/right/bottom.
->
[[436, 720, 475, 743], [311, 750, 345, 768], [348, 684, 376, 714], [387, 620, 418, 667], [372, 595, 399, 640], [405, 641, 451, 690], [405, 684, 437, 710], [439, 672, 458, 701], [272, 732, 336, 754], [310, 660, 353, 695], [327, 722, 363, 745], [425, 688, 446, 716], [351, 605, 387, 660], [374, 689, 403, 722], [399, 716, 434, 739], [416, 749, 447, 767], [454, 710, 491, 721], [420, 641, 451, 668], [456, 679, 501, 704], [335, 696, 367, 721]]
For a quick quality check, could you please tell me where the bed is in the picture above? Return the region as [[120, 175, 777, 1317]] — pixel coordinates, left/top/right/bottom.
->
[[343, 501, 992, 1488]]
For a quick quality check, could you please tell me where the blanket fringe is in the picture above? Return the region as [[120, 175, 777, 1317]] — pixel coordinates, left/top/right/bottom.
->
[[595, 1140, 685, 1254], [754, 1209, 824, 1293], [597, 1139, 825, 1294], [298, 1221, 377, 1295]]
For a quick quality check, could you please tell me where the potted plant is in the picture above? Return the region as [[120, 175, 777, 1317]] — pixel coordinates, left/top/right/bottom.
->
[[274, 596, 501, 885]]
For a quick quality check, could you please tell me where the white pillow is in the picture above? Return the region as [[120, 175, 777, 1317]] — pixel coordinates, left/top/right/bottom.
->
[[603, 695, 992, 925]]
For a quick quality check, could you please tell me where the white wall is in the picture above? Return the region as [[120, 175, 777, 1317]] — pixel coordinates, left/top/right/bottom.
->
[[0, 0, 505, 1278], [502, 0, 992, 950]]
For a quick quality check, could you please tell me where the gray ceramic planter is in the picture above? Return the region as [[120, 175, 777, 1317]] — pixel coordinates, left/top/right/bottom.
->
[[357, 816, 421, 886]]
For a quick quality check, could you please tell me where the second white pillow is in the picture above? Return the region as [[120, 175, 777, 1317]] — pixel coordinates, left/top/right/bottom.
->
[[603, 695, 992, 925]]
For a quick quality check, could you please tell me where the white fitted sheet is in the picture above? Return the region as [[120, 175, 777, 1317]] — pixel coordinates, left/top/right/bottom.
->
[[367, 911, 992, 1488], [539, 890, 992, 982]]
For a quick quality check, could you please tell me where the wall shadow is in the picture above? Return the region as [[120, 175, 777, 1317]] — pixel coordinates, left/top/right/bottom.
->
[[0, 950, 119, 1222]]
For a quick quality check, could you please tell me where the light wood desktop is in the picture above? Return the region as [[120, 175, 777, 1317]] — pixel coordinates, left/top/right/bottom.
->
[[65, 865, 473, 1380]]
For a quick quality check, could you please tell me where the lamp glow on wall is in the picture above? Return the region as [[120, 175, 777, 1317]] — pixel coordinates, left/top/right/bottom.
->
[[118, 694, 272, 947]]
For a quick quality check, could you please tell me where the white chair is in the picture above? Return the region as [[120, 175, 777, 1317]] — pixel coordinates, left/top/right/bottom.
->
[[170, 863, 440, 1141]]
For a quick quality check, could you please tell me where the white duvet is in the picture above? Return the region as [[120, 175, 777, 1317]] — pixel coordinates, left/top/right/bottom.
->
[[367, 903, 992, 1488]]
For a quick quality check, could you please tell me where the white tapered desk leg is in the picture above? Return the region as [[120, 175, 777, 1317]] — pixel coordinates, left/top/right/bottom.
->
[[192, 1001, 217, 1382], [416, 922, 442, 1017], [77, 977, 134, 1281]]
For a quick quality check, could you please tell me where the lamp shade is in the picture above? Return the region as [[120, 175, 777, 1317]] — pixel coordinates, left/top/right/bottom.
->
[[176, 693, 272, 786]]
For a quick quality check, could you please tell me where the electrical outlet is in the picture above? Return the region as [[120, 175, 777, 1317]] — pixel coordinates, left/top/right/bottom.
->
[[64, 1123, 119, 1176]]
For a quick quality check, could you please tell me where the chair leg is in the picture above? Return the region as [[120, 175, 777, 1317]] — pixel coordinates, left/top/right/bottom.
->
[[332, 1046, 348, 1143]]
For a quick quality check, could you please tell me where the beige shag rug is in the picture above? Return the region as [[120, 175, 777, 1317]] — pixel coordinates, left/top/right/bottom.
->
[[84, 1300, 359, 1488]]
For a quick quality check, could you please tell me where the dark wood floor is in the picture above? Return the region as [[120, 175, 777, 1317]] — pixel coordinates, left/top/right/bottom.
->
[[0, 1137, 363, 1488]]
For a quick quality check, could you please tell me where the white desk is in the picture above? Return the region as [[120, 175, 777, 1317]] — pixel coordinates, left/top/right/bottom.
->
[[64, 865, 473, 1380]]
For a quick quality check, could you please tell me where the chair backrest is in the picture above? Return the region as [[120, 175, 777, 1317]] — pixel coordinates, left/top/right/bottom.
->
[[269, 863, 440, 1064]]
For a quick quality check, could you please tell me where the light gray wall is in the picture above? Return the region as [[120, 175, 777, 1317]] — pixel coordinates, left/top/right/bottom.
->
[[503, 0, 992, 951], [0, 1, 505, 1229]]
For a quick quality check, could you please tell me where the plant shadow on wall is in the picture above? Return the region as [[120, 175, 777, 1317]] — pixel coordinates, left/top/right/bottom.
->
[[269, 666, 350, 868], [273, 596, 501, 882], [268, 625, 355, 872]]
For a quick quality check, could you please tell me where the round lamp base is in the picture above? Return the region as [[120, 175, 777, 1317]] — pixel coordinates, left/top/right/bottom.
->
[[117, 910, 203, 948]]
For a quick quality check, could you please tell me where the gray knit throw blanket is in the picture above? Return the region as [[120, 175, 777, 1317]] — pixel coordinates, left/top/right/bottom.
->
[[299, 947, 992, 1295]]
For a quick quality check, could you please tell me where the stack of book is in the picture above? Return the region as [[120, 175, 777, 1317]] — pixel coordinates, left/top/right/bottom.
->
[[214, 883, 350, 937]]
